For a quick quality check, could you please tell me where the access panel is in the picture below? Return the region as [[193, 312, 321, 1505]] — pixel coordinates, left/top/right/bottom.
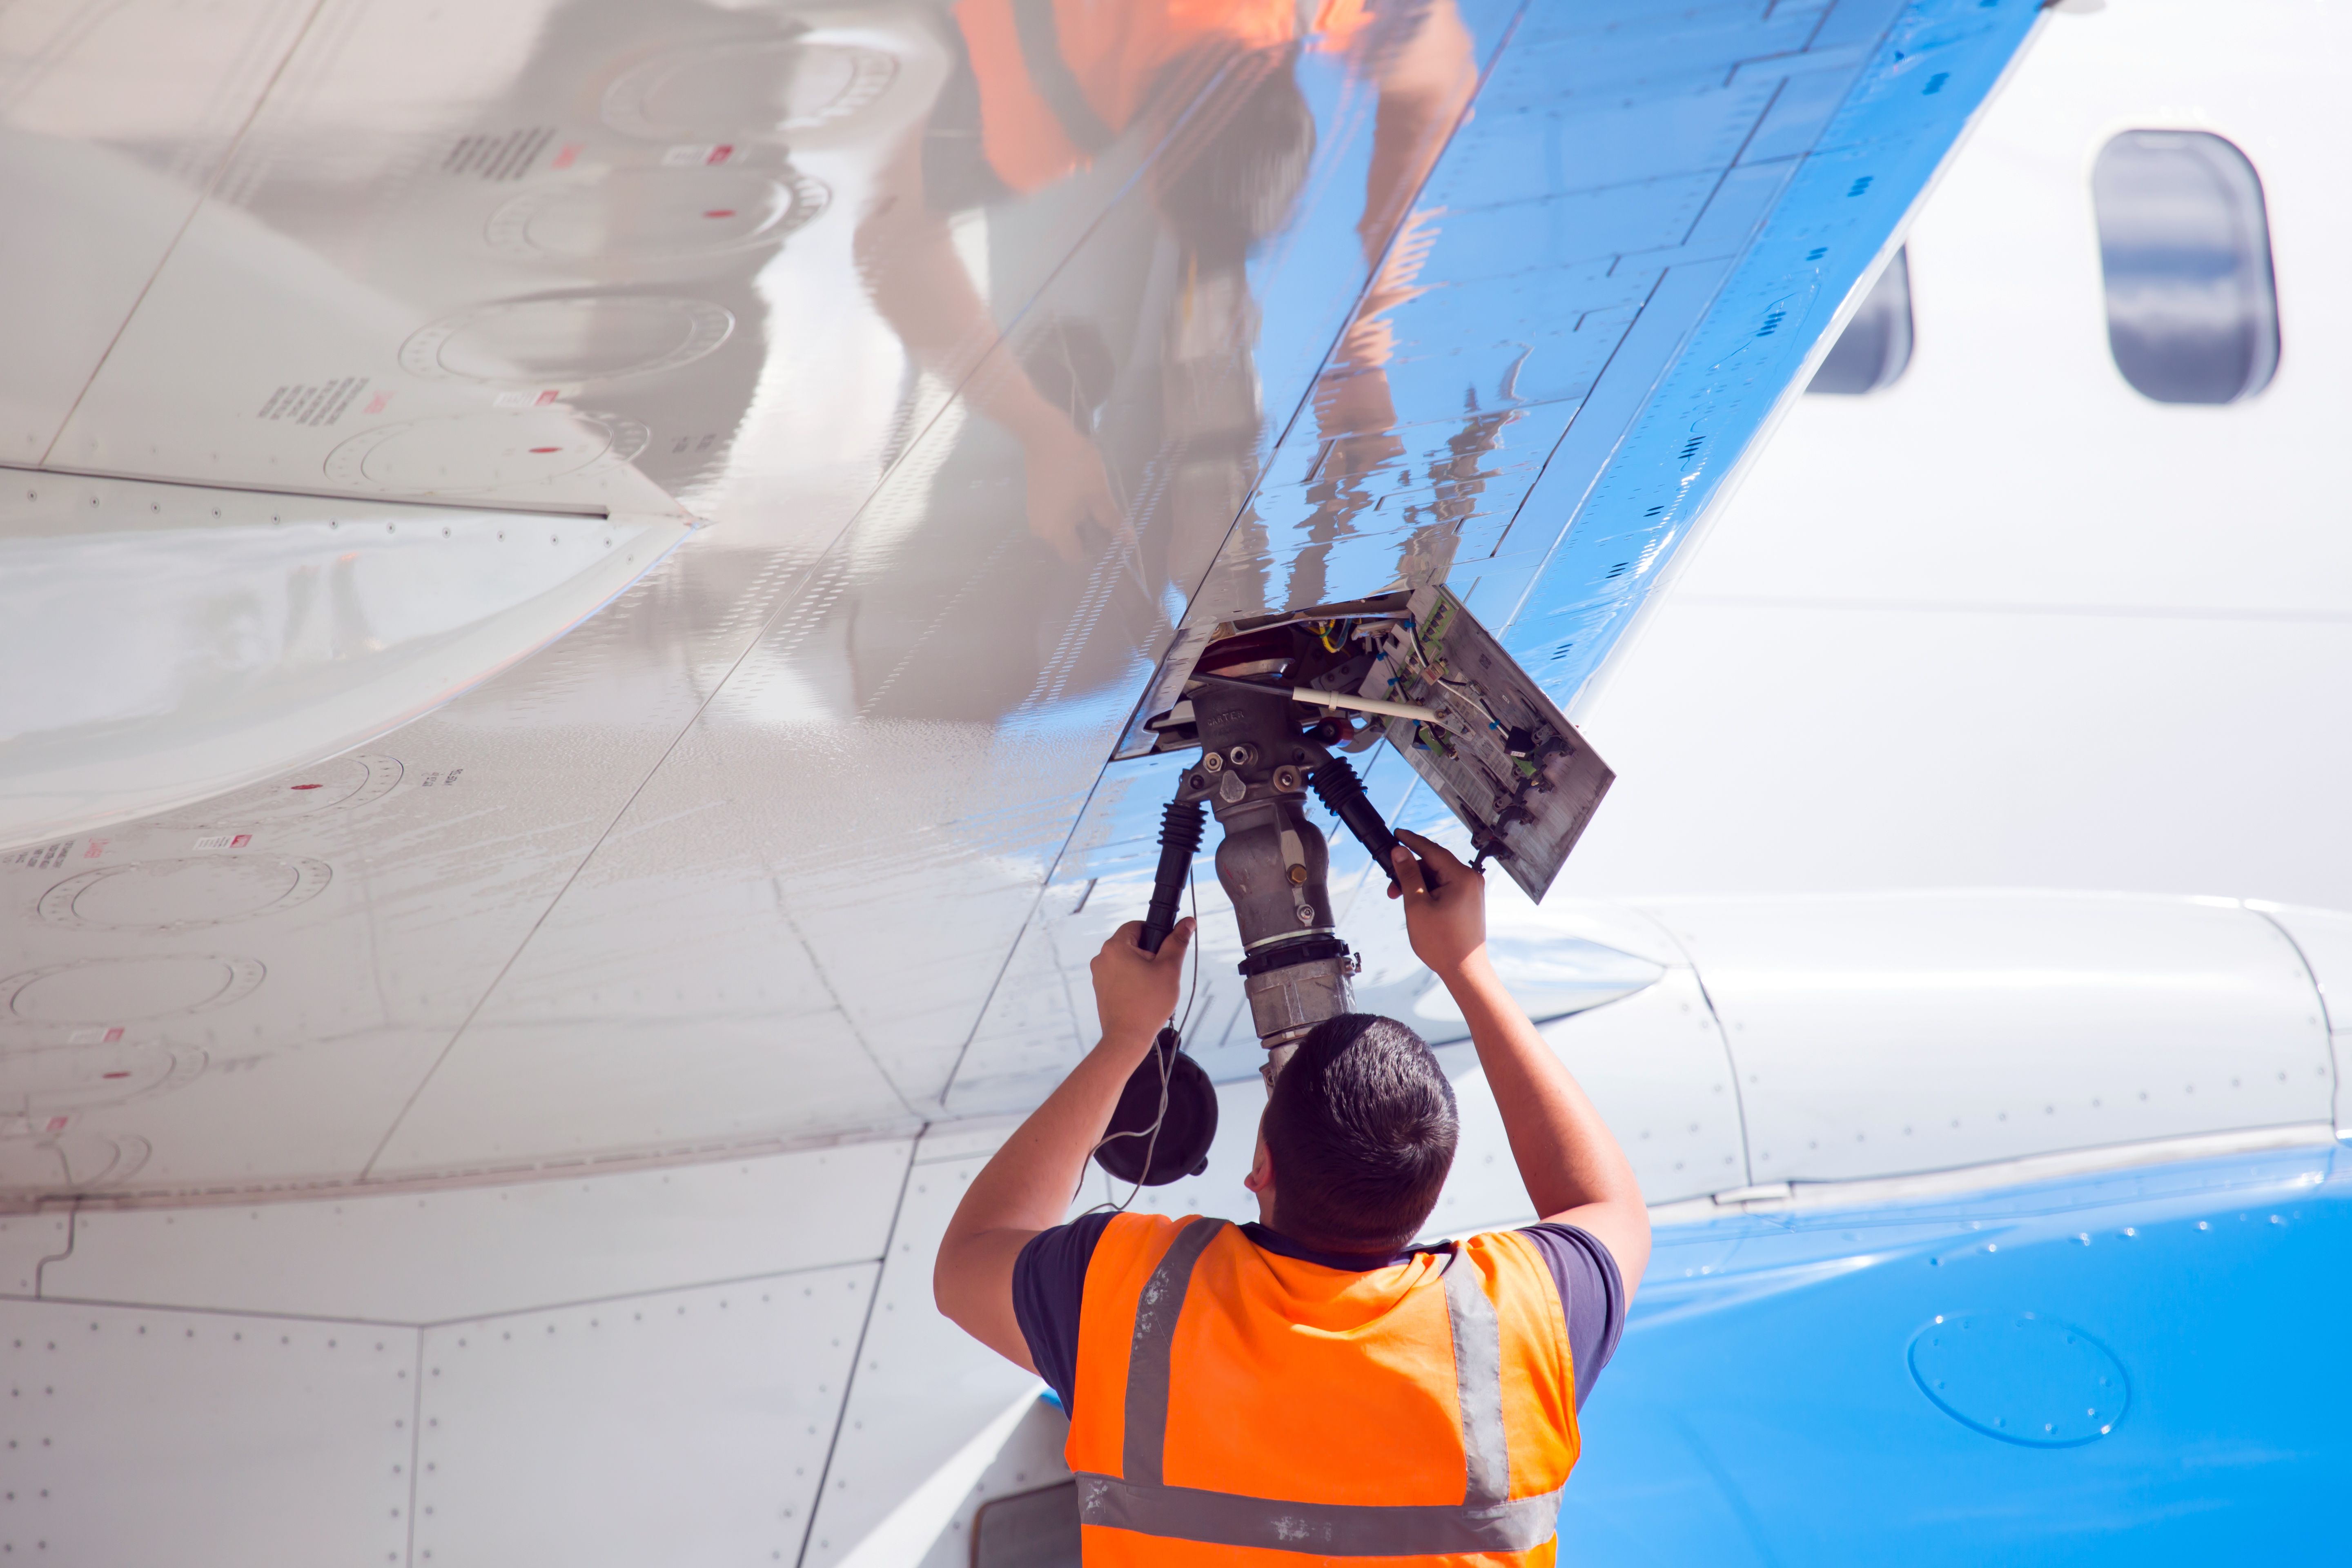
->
[[1140, 585, 1613, 903]]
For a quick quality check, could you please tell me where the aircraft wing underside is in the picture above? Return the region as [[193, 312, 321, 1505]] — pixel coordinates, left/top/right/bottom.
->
[[0, 0, 2040, 1201]]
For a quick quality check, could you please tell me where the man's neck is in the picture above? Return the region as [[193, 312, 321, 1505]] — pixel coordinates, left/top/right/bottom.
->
[[1240, 1220, 1436, 1272]]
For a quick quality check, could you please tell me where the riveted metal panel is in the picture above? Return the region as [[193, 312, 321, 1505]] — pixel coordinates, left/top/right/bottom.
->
[[412, 1265, 873, 1568], [0, 1301, 417, 1566]]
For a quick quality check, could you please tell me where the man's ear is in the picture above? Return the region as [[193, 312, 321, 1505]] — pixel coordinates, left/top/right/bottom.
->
[[1243, 1129, 1274, 1195]]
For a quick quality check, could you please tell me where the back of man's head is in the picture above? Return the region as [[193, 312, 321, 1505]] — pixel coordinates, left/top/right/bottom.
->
[[1262, 1013, 1459, 1254]]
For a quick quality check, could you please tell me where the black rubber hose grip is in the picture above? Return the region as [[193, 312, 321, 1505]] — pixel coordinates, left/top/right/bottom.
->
[[1139, 799, 1206, 953], [1310, 757, 1432, 893]]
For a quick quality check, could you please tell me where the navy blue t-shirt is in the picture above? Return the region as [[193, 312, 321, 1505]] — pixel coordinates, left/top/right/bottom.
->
[[1012, 1216, 1625, 1417]]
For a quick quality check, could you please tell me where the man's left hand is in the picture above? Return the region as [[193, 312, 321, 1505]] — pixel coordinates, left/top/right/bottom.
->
[[1091, 918, 1193, 1047]]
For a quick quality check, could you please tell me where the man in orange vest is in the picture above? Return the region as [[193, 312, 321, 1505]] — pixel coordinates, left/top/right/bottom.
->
[[937, 831, 1653, 1563]]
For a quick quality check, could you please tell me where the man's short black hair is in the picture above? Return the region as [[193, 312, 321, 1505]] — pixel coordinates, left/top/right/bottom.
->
[[1262, 1013, 1459, 1254]]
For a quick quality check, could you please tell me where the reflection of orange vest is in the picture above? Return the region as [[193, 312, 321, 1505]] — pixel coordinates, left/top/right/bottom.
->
[[1068, 1215, 1579, 1567], [957, 0, 1367, 193]]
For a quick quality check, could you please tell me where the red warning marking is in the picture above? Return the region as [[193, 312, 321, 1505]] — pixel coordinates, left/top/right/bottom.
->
[[706, 144, 734, 164], [104, 1027, 123, 1043], [291, 783, 323, 790], [364, 391, 392, 415], [704, 209, 737, 218], [83, 837, 107, 859], [552, 142, 581, 169], [535, 389, 559, 406], [529, 446, 561, 453], [102, 1071, 131, 1080], [45, 1116, 67, 1134]]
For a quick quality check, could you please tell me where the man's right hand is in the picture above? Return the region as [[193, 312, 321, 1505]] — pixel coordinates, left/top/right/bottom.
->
[[1089, 918, 1193, 1047], [1388, 830, 1486, 980]]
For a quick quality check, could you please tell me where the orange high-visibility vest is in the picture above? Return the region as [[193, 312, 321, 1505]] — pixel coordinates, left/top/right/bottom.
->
[[955, 0, 1372, 194], [1067, 1214, 1579, 1566]]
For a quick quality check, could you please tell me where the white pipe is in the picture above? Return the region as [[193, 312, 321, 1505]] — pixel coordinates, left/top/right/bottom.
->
[[1290, 688, 1441, 724]]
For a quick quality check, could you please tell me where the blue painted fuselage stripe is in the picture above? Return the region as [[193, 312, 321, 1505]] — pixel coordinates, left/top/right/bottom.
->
[[1562, 1146, 2352, 1562]]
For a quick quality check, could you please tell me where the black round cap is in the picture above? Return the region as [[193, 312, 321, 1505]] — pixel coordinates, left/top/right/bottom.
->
[[1093, 1031, 1220, 1186]]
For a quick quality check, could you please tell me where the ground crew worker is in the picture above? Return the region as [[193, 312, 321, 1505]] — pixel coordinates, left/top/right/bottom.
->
[[936, 830, 1653, 1564]]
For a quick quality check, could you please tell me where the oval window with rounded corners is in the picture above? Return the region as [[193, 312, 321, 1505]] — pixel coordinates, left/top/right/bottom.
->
[[2092, 130, 2279, 404]]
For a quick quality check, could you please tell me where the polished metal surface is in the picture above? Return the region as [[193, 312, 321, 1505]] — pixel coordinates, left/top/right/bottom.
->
[[0, 0, 2042, 1204]]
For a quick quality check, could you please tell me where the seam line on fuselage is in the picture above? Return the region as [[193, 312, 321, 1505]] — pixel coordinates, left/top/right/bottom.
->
[[1673, 592, 2352, 626], [795, 1145, 920, 1568], [0, 461, 617, 520]]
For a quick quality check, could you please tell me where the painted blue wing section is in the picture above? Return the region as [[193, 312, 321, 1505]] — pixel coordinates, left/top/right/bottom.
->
[[1566, 1146, 2352, 1562], [1471, 0, 2047, 708], [1242, 0, 2046, 712]]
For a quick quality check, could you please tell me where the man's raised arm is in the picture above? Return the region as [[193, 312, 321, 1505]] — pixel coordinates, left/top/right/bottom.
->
[[1389, 832, 1653, 1295], [933, 918, 1195, 1366]]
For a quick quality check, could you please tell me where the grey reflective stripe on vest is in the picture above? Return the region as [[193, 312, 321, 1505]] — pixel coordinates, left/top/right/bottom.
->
[[1010, 0, 1116, 154], [1085, 1227, 1558, 1557], [1075, 1474, 1565, 1557], [1123, 1216, 1225, 1486], [1441, 1250, 1513, 1508]]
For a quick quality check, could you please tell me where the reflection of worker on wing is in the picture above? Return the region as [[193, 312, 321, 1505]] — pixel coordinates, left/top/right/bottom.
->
[[937, 833, 1649, 1561], [845, 0, 1473, 719], [1279, 5, 1484, 610]]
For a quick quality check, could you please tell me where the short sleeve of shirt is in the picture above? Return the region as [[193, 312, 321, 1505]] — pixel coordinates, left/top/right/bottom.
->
[[1011, 1211, 1115, 1413], [1514, 1221, 1627, 1410]]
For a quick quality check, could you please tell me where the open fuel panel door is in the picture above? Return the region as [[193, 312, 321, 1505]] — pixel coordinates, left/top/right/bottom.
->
[[1352, 586, 1612, 901], [1143, 585, 1612, 903]]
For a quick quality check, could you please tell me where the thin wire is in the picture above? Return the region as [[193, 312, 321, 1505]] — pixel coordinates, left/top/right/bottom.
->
[[1076, 1047, 1173, 1218], [1398, 616, 1510, 736], [1387, 619, 1521, 797], [1077, 863, 1200, 1216], [1174, 862, 1201, 1036]]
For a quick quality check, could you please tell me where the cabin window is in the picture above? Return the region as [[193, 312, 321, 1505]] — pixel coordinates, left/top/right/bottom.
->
[[2092, 130, 2279, 403], [1808, 247, 1913, 394]]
